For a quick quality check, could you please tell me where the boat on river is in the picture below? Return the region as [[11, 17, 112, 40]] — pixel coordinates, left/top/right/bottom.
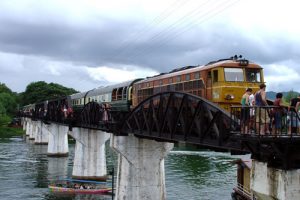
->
[[231, 159, 256, 200], [48, 178, 112, 194]]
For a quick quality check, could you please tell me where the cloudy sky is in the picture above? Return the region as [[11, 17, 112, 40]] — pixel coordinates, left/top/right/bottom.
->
[[0, 0, 300, 93]]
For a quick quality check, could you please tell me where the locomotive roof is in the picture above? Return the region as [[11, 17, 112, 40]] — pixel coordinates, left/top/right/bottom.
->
[[137, 59, 262, 83]]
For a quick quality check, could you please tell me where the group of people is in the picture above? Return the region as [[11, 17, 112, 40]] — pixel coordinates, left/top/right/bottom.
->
[[240, 83, 300, 135], [73, 183, 93, 190]]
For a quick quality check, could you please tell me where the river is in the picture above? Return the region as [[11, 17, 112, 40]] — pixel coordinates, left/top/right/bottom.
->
[[0, 136, 248, 200]]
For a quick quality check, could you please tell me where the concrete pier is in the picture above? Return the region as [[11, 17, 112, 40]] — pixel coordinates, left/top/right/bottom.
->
[[25, 118, 32, 136], [251, 160, 300, 200], [29, 120, 38, 140], [22, 117, 26, 130], [34, 121, 49, 144], [69, 128, 110, 180], [110, 134, 174, 200], [47, 124, 69, 157]]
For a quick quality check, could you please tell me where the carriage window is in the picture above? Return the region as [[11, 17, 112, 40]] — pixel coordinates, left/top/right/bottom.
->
[[246, 69, 261, 82], [224, 68, 244, 82], [208, 71, 211, 79], [194, 72, 200, 79], [186, 74, 190, 81], [112, 89, 117, 101], [117, 87, 123, 100], [123, 87, 127, 99]]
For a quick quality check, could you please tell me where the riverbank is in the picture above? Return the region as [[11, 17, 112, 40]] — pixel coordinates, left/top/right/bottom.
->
[[0, 126, 24, 138], [0, 115, 24, 137]]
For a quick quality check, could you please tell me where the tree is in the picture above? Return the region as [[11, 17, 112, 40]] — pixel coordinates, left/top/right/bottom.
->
[[0, 83, 12, 94], [284, 90, 299, 104], [0, 92, 17, 115], [0, 102, 5, 116], [21, 81, 78, 105]]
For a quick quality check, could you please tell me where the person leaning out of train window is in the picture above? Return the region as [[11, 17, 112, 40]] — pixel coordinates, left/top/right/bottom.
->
[[271, 93, 285, 135], [254, 83, 270, 135], [240, 88, 252, 134], [288, 94, 300, 135]]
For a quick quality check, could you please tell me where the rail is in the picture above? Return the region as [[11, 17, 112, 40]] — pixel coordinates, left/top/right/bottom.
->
[[233, 183, 253, 200], [230, 105, 300, 136]]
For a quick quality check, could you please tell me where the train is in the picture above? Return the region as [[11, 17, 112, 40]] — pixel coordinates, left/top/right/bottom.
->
[[70, 56, 264, 112], [22, 56, 264, 118]]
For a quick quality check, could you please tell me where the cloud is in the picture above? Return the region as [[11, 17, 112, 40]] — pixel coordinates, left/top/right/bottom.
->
[[0, 0, 300, 93], [86, 65, 157, 84]]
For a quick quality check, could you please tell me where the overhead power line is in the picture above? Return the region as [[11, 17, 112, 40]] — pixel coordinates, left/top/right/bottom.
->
[[111, 0, 190, 60], [126, 0, 240, 62]]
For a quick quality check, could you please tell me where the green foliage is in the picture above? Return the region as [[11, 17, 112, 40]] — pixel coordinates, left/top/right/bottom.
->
[[0, 102, 5, 116], [0, 126, 24, 138], [0, 93, 17, 115], [283, 90, 299, 104], [0, 83, 12, 94], [21, 81, 78, 105], [0, 115, 11, 126]]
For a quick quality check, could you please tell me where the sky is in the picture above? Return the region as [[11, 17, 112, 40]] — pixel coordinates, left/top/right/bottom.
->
[[0, 0, 300, 93]]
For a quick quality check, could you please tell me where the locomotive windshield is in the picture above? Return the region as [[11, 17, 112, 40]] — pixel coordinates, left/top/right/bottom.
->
[[246, 69, 261, 82], [224, 68, 244, 82]]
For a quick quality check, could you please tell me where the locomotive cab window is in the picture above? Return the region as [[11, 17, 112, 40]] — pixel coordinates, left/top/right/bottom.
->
[[224, 68, 243, 82], [246, 69, 261, 82]]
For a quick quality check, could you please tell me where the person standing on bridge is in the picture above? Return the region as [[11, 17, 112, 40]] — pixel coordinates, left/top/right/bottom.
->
[[254, 83, 270, 135], [272, 93, 285, 135], [240, 88, 252, 133], [288, 94, 300, 134]]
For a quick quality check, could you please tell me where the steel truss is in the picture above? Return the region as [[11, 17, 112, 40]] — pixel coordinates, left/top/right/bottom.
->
[[118, 92, 241, 150]]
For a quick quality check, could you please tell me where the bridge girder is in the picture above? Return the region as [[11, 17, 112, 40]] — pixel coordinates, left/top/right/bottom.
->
[[118, 92, 242, 151]]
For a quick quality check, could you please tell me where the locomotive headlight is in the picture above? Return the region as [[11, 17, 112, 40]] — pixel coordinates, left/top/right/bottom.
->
[[225, 94, 234, 100], [239, 59, 249, 66]]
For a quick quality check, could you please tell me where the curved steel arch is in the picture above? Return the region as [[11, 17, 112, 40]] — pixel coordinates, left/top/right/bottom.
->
[[78, 101, 121, 131], [79, 102, 102, 129], [119, 92, 240, 150]]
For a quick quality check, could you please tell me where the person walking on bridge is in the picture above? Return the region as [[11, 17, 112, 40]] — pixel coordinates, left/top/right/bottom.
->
[[254, 83, 270, 135]]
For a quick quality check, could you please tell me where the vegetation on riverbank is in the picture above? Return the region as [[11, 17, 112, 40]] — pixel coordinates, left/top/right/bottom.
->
[[0, 81, 78, 138], [0, 126, 24, 138], [0, 115, 24, 138]]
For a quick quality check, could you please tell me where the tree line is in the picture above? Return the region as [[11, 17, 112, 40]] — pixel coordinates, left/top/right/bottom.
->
[[0, 81, 78, 124]]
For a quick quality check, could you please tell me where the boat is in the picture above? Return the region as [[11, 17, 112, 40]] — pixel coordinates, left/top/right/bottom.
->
[[231, 159, 256, 200], [48, 178, 112, 194]]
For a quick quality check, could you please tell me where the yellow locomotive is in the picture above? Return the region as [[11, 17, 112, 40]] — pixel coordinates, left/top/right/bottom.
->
[[133, 56, 264, 111]]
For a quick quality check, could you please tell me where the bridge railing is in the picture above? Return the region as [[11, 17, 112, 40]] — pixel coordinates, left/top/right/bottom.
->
[[230, 105, 300, 136]]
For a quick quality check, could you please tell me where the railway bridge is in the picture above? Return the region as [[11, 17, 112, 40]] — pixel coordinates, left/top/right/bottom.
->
[[21, 92, 300, 200]]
